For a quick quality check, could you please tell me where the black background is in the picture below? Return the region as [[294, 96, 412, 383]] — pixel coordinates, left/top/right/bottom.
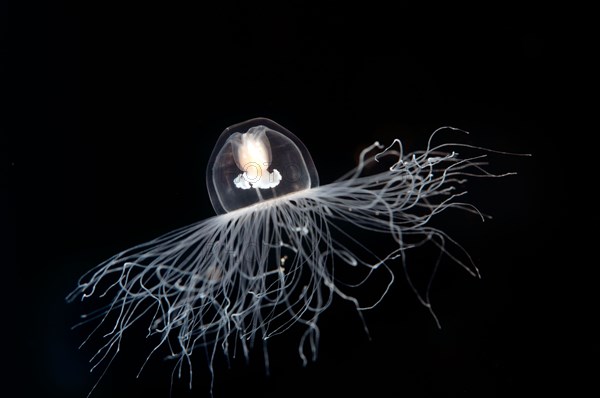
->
[[6, 3, 586, 398]]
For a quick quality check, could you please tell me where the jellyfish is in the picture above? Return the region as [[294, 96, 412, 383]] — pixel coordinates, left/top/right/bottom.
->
[[68, 117, 513, 394]]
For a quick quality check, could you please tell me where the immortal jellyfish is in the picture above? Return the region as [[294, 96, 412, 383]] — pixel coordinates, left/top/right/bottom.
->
[[68, 118, 512, 394]]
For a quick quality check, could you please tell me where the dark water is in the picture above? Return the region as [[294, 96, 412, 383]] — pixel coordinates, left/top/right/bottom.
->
[[7, 3, 580, 397]]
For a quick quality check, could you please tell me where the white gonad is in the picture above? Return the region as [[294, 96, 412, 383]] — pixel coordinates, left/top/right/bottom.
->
[[68, 117, 523, 396]]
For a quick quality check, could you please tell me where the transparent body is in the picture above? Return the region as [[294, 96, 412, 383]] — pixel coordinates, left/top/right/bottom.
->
[[68, 119, 516, 395], [207, 118, 319, 214]]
